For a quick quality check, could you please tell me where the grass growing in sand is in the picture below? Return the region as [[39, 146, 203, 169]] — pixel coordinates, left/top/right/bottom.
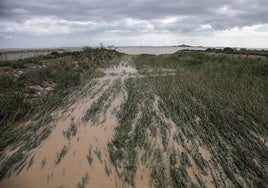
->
[[108, 50, 267, 187], [55, 146, 68, 165], [0, 48, 267, 187], [0, 48, 122, 180], [63, 121, 78, 141], [77, 173, 89, 188], [87, 147, 93, 166]]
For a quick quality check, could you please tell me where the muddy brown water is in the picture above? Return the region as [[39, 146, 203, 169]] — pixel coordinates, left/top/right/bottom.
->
[[0, 58, 220, 188], [0, 61, 132, 188]]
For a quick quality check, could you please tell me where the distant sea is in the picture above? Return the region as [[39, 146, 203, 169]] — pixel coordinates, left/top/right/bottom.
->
[[0, 46, 205, 61], [1, 46, 267, 61], [0, 48, 82, 61], [115, 46, 206, 55]]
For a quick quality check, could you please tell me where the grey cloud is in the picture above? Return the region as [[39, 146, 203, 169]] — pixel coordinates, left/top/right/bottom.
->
[[0, 0, 268, 48], [1, 0, 268, 24]]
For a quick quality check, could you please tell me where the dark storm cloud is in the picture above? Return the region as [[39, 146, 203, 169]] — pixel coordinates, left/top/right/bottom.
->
[[0, 0, 268, 48], [1, 0, 268, 28]]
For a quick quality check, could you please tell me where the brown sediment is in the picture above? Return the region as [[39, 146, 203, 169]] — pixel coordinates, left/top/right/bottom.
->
[[194, 115, 201, 124], [234, 172, 248, 187], [104, 63, 138, 76], [0, 60, 132, 188], [1, 108, 118, 188], [186, 167, 199, 186], [187, 153, 215, 188], [0, 118, 71, 188], [135, 155, 151, 188], [0, 50, 242, 188], [198, 146, 212, 161]]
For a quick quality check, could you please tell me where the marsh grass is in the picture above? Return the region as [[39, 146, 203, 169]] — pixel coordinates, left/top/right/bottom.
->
[[87, 147, 93, 166], [63, 121, 78, 141], [0, 48, 121, 127], [41, 158, 46, 169], [83, 79, 121, 123], [1, 49, 267, 186], [26, 155, 34, 170], [94, 148, 103, 164], [132, 52, 268, 187], [107, 51, 268, 187], [104, 161, 111, 176], [55, 146, 68, 165], [205, 47, 268, 57], [0, 48, 121, 179], [77, 173, 89, 188]]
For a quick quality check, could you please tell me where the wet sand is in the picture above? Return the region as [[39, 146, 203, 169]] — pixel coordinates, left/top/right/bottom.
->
[[0, 55, 218, 188], [0, 60, 132, 188]]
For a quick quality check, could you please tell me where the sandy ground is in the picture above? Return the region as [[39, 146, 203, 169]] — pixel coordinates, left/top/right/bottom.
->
[[0, 59, 136, 188], [0, 56, 220, 188]]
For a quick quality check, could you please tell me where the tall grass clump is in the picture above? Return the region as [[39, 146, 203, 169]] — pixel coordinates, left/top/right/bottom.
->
[[133, 51, 268, 187], [0, 48, 121, 179]]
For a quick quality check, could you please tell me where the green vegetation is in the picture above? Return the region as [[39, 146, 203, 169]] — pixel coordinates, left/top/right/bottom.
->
[[63, 121, 78, 141], [94, 148, 103, 164], [0, 48, 121, 180], [41, 158, 46, 169], [27, 155, 34, 170], [83, 79, 121, 123], [87, 147, 93, 166], [55, 146, 68, 165], [77, 173, 89, 188], [205, 47, 268, 57], [83, 87, 111, 122], [0, 47, 267, 187], [108, 79, 140, 186], [104, 161, 111, 176], [0, 48, 121, 128], [108, 51, 267, 187], [133, 52, 267, 187]]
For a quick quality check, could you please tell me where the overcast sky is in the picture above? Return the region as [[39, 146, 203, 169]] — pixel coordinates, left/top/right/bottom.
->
[[0, 0, 268, 48]]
